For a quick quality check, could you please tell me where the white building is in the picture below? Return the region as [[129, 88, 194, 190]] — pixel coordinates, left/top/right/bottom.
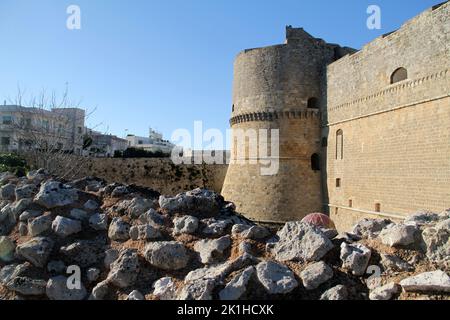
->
[[86, 130, 128, 158], [126, 128, 175, 154], [0, 105, 85, 155]]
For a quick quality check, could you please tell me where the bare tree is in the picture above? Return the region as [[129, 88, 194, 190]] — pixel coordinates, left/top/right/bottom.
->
[[3, 85, 101, 179]]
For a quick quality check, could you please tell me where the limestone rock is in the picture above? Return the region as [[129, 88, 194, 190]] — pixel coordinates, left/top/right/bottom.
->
[[320, 285, 348, 300], [1, 183, 16, 201], [47, 260, 66, 274], [90, 280, 111, 300], [400, 270, 450, 293], [404, 210, 442, 226], [34, 181, 78, 209], [104, 248, 119, 269], [256, 261, 298, 294], [70, 208, 88, 221], [19, 210, 42, 222], [380, 254, 414, 272], [178, 279, 216, 300], [127, 290, 144, 300], [126, 197, 155, 218], [340, 242, 371, 276], [202, 218, 233, 236], [84, 200, 99, 211], [7, 277, 47, 296], [232, 224, 270, 240], [422, 219, 450, 262], [300, 261, 333, 290], [28, 214, 53, 236], [16, 237, 54, 267], [89, 213, 108, 231], [107, 249, 140, 288], [60, 239, 106, 268], [144, 241, 189, 270], [52, 216, 82, 237], [15, 184, 36, 200], [173, 215, 199, 235], [139, 208, 166, 227], [0, 236, 15, 262], [271, 221, 333, 262], [351, 218, 393, 239], [369, 282, 400, 300], [219, 266, 255, 300], [194, 235, 231, 264], [159, 188, 224, 216], [87, 268, 101, 283], [10, 198, 32, 218], [46, 275, 87, 300], [129, 224, 161, 241], [18, 222, 28, 236], [108, 217, 130, 241], [153, 277, 177, 300], [378, 224, 418, 247]]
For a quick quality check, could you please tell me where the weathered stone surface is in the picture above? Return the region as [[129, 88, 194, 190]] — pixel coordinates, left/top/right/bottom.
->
[[7, 277, 47, 296], [159, 188, 223, 216], [90, 280, 111, 300], [28, 214, 53, 236], [129, 224, 161, 241], [107, 249, 140, 288], [422, 219, 450, 262], [89, 213, 108, 231], [139, 208, 166, 227], [108, 217, 131, 241], [0, 263, 30, 285], [271, 222, 333, 262], [300, 261, 333, 290], [111, 185, 129, 198], [52, 216, 82, 237], [320, 285, 348, 300], [178, 279, 216, 300], [351, 218, 393, 239], [46, 276, 87, 300], [70, 208, 88, 221], [369, 282, 400, 300], [153, 277, 177, 300], [404, 211, 442, 226], [219, 266, 255, 300], [0, 236, 15, 262], [144, 241, 189, 270], [202, 218, 232, 236], [378, 224, 418, 247], [173, 215, 199, 235], [256, 261, 298, 294], [34, 181, 78, 209], [340, 242, 371, 276], [232, 224, 270, 240], [47, 260, 66, 274], [19, 210, 42, 222], [60, 239, 106, 268], [194, 235, 231, 264], [15, 184, 36, 200], [127, 290, 144, 300], [400, 270, 450, 293], [104, 248, 119, 269], [126, 197, 155, 218], [84, 200, 99, 211], [380, 254, 414, 272], [1, 183, 16, 201], [18, 222, 28, 236], [16, 237, 54, 267], [10, 198, 32, 218], [87, 268, 101, 283]]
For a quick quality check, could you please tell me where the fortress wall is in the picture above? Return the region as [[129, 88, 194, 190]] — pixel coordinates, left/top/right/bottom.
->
[[42, 157, 228, 196], [325, 2, 450, 231]]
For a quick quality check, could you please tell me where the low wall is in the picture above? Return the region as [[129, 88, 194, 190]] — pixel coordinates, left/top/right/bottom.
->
[[35, 156, 228, 196]]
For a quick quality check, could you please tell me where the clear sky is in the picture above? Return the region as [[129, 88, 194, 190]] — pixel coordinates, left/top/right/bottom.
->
[[0, 0, 441, 148]]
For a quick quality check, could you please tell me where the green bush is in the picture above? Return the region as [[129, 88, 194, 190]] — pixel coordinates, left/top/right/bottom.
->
[[115, 148, 170, 159], [0, 153, 29, 177]]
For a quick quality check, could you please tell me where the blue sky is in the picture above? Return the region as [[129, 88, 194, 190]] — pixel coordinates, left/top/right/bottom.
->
[[0, 0, 440, 148]]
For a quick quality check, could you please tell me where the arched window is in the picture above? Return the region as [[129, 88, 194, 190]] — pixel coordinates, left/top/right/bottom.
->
[[336, 129, 343, 160], [390, 67, 407, 84], [311, 153, 320, 171], [307, 97, 319, 109]]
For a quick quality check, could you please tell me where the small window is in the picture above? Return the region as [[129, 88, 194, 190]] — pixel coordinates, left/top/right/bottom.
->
[[307, 97, 319, 109], [77, 127, 83, 134], [390, 67, 407, 84], [348, 199, 353, 208], [1, 137, 10, 146], [375, 203, 381, 212], [336, 129, 343, 160], [232, 104, 235, 112], [336, 178, 341, 188], [311, 153, 320, 171], [2, 116, 12, 125], [138, 140, 143, 145]]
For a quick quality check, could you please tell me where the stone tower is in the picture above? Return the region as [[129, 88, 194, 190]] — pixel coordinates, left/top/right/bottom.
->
[[221, 27, 355, 223]]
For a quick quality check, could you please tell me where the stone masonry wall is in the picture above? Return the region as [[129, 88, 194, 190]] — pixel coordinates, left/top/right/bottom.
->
[[325, 3, 450, 231]]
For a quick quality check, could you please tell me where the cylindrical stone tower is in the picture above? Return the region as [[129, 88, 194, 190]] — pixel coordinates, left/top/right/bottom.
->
[[222, 27, 351, 223]]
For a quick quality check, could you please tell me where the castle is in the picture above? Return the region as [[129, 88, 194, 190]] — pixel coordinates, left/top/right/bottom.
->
[[221, 2, 450, 231]]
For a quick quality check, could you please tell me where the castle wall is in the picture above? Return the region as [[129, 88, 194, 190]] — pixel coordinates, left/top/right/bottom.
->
[[325, 3, 450, 231], [222, 28, 345, 222]]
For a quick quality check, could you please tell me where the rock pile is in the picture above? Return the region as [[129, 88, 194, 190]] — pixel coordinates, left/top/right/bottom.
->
[[0, 170, 449, 300]]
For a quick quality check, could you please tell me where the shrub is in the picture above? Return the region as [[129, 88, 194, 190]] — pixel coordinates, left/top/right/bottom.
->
[[0, 153, 29, 177]]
